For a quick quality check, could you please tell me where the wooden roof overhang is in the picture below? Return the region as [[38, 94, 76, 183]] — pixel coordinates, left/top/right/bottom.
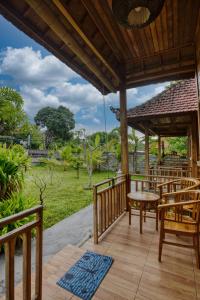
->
[[0, 0, 199, 95], [126, 78, 198, 137], [127, 111, 197, 137]]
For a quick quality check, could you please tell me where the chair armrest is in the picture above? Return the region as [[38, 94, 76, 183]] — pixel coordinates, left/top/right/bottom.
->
[[158, 200, 200, 210], [157, 179, 179, 188], [162, 189, 200, 197], [162, 190, 191, 197]]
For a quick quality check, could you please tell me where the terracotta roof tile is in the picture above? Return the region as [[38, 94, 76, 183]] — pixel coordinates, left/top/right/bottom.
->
[[127, 78, 198, 119]]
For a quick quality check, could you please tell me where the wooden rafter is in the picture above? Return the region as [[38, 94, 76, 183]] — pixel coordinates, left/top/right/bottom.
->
[[81, 0, 123, 62], [52, 0, 121, 85], [0, 0, 199, 94]]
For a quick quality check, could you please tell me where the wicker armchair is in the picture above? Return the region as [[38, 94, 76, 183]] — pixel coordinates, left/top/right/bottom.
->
[[157, 178, 200, 200], [158, 190, 200, 268]]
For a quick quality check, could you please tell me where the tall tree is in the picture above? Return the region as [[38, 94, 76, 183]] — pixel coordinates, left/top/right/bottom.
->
[[128, 129, 144, 173], [0, 87, 26, 135], [34, 106, 75, 148]]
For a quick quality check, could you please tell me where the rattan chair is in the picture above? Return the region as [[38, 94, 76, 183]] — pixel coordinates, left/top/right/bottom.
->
[[157, 178, 200, 200], [158, 190, 200, 268]]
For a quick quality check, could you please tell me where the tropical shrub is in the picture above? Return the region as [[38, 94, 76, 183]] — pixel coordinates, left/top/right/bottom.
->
[[0, 144, 30, 200], [61, 144, 84, 178], [0, 192, 36, 251]]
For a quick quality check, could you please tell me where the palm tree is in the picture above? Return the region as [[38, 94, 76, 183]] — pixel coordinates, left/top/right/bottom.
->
[[128, 129, 144, 173]]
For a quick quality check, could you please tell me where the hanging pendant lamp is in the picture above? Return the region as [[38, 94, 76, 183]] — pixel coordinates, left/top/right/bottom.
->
[[112, 0, 165, 29]]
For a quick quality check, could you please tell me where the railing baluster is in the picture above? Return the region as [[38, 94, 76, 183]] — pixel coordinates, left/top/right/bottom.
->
[[23, 230, 32, 300], [5, 238, 16, 300], [106, 191, 109, 228], [35, 219, 43, 300], [98, 195, 102, 234], [104, 191, 107, 229]]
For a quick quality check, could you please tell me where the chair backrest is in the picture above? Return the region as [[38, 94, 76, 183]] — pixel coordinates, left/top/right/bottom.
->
[[160, 178, 200, 196], [164, 190, 200, 223], [174, 178, 200, 190]]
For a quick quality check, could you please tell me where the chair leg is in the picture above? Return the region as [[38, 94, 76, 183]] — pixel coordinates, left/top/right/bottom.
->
[[159, 229, 164, 262], [129, 203, 131, 225], [156, 204, 158, 231]]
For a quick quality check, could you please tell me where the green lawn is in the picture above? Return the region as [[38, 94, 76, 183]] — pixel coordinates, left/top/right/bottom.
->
[[24, 165, 114, 229]]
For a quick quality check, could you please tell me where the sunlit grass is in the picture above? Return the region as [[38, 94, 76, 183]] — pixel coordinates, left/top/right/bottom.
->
[[24, 165, 114, 229]]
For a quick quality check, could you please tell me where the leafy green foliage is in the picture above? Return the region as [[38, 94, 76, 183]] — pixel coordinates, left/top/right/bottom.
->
[[165, 137, 188, 157], [85, 134, 105, 188], [0, 87, 26, 135], [34, 106, 75, 148], [0, 145, 30, 200], [61, 143, 84, 178], [128, 129, 144, 152], [0, 192, 35, 240], [149, 137, 158, 155], [15, 120, 44, 149]]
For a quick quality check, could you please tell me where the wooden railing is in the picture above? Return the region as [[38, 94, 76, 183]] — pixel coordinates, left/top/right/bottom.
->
[[93, 174, 130, 244], [0, 205, 43, 300], [149, 166, 192, 177], [130, 173, 181, 194]]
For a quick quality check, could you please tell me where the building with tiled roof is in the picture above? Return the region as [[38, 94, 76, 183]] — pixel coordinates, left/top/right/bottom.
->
[[127, 78, 198, 137]]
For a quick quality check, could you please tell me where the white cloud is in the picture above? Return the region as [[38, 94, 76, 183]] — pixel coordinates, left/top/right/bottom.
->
[[0, 47, 170, 131], [0, 47, 104, 120], [0, 47, 78, 89]]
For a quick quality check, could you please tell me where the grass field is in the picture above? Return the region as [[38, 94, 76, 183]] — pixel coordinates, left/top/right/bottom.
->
[[23, 165, 114, 229]]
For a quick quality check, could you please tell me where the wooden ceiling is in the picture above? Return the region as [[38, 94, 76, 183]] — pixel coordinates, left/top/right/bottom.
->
[[127, 112, 197, 137], [0, 0, 199, 94]]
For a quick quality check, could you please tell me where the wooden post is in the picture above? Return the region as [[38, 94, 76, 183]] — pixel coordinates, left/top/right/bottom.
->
[[195, 22, 200, 175], [120, 83, 129, 175], [93, 186, 98, 244], [188, 127, 193, 172], [145, 128, 149, 175], [191, 118, 198, 177], [158, 135, 161, 165], [162, 140, 165, 157], [187, 128, 191, 162]]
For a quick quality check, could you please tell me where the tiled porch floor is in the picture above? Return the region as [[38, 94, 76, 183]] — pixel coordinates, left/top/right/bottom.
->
[[2, 213, 200, 299]]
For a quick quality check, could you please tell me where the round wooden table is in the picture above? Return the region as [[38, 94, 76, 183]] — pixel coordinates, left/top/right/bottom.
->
[[127, 191, 160, 234]]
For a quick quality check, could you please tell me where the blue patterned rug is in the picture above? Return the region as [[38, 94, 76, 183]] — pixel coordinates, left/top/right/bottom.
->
[[57, 251, 113, 300]]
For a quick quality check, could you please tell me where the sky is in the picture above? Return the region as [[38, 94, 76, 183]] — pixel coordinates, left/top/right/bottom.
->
[[0, 15, 168, 134]]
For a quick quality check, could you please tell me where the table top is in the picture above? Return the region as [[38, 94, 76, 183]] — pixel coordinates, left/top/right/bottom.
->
[[127, 191, 160, 202]]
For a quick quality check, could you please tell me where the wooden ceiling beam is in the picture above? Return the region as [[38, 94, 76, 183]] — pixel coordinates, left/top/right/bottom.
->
[[150, 121, 192, 128], [26, 0, 116, 93], [126, 44, 195, 64], [138, 122, 157, 136], [94, 0, 131, 60], [126, 60, 195, 79], [52, 0, 121, 85], [126, 65, 195, 88], [81, 0, 123, 62]]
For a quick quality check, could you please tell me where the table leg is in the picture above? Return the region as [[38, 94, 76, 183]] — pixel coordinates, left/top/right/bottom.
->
[[156, 201, 158, 231], [144, 203, 146, 222], [140, 202, 143, 234], [129, 202, 131, 225]]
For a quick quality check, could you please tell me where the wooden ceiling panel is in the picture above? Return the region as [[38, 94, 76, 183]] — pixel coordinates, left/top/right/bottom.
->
[[0, 0, 199, 94]]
